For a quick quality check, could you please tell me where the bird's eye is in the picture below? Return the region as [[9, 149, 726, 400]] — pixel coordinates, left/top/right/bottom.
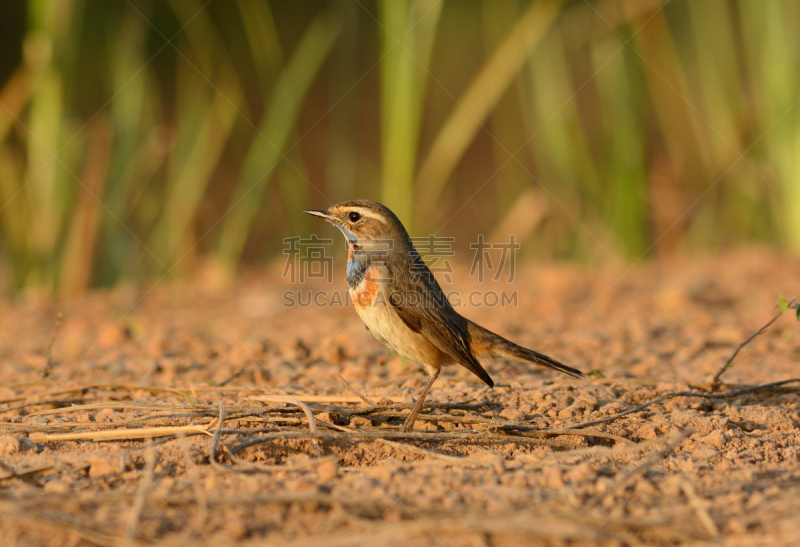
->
[[348, 212, 362, 222]]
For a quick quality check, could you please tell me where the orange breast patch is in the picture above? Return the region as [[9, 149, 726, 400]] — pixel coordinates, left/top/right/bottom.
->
[[353, 265, 380, 308]]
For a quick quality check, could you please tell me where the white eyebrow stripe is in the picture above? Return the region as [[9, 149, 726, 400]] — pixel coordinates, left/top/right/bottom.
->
[[350, 207, 387, 223]]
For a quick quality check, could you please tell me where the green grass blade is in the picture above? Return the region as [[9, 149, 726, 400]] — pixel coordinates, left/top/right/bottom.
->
[[379, 0, 442, 230], [147, 76, 241, 271], [416, 0, 563, 219], [215, 12, 341, 277]]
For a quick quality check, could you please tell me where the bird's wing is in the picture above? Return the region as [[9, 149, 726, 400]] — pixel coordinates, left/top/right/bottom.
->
[[388, 266, 494, 387]]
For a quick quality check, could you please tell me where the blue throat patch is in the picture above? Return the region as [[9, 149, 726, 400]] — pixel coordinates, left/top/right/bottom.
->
[[336, 223, 365, 288], [336, 224, 358, 244], [346, 257, 366, 288]]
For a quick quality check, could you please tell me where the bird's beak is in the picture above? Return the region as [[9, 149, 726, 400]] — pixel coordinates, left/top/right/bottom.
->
[[304, 209, 335, 221], [305, 208, 355, 244]]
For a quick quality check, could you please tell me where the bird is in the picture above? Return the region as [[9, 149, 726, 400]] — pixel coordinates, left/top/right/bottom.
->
[[305, 200, 583, 431]]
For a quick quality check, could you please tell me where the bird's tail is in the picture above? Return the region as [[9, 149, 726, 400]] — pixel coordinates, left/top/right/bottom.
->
[[467, 321, 584, 379]]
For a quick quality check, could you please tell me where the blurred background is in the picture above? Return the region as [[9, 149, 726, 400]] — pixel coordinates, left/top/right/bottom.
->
[[0, 0, 799, 297]]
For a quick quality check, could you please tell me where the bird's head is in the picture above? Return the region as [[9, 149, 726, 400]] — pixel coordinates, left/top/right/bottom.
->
[[304, 200, 410, 250]]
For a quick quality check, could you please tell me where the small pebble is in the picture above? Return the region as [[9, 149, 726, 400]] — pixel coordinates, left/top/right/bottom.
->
[[43, 480, 70, 493], [88, 454, 118, 478], [349, 416, 372, 428], [316, 460, 338, 484], [0, 435, 21, 455], [567, 462, 595, 483]]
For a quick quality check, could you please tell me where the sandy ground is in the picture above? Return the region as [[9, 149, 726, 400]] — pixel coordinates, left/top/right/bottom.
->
[[0, 248, 798, 546]]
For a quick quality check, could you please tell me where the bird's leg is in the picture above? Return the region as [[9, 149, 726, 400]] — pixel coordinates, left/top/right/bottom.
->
[[401, 370, 440, 432]]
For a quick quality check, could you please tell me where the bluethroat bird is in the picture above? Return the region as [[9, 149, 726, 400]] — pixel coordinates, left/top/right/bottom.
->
[[305, 200, 583, 431]]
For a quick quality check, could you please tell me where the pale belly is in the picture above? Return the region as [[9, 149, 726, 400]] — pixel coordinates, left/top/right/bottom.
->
[[350, 286, 446, 375]]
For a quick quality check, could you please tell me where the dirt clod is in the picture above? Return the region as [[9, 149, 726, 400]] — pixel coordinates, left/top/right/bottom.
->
[[316, 460, 338, 483], [0, 435, 21, 455], [88, 454, 118, 478]]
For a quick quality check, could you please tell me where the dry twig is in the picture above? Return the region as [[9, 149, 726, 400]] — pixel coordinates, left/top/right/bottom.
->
[[605, 429, 692, 493], [177, 434, 209, 529], [566, 379, 800, 430], [494, 425, 633, 445], [522, 430, 687, 470], [210, 402, 226, 468], [125, 442, 155, 542], [229, 453, 338, 472], [375, 438, 490, 467], [339, 375, 374, 405], [711, 298, 794, 390], [0, 462, 52, 483], [251, 396, 317, 434], [681, 479, 719, 538], [29, 423, 216, 443], [42, 312, 63, 378], [230, 428, 578, 455]]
